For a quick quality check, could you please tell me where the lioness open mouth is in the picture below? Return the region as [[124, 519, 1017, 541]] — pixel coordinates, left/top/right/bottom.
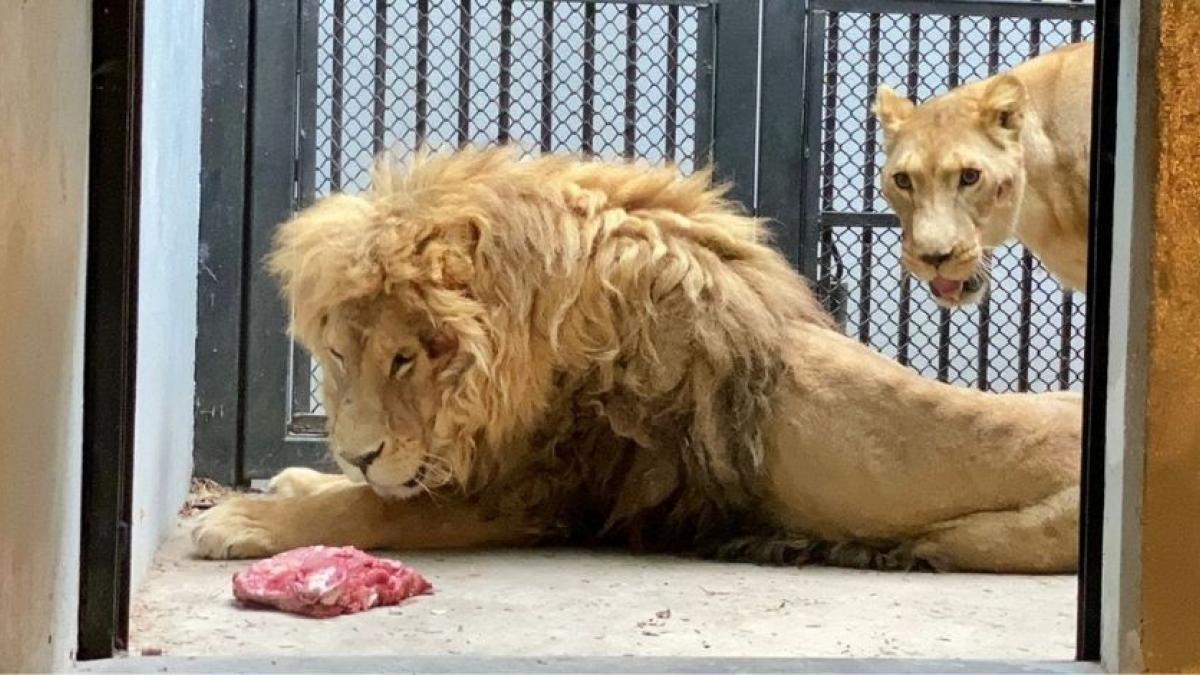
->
[[929, 275, 984, 302]]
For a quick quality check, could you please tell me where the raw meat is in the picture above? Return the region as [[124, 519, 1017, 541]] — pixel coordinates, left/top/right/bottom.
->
[[232, 545, 433, 617]]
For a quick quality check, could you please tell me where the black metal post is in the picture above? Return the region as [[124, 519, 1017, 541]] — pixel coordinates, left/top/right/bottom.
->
[[710, 0, 761, 211], [498, 0, 513, 142], [665, 4, 680, 163], [857, 12, 882, 344], [458, 0, 471, 147], [373, 0, 388, 155], [1078, 0, 1117, 660], [79, 0, 143, 658], [624, 4, 639, 159], [415, 0, 429, 145], [193, 1, 250, 484], [757, 0, 810, 271], [542, 1, 555, 153]]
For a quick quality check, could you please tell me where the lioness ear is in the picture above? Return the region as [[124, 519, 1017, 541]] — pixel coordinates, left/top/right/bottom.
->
[[978, 74, 1027, 137], [874, 85, 915, 137]]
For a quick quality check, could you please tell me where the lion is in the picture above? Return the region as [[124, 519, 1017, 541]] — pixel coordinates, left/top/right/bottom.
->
[[874, 41, 1093, 307], [192, 147, 1081, 573]]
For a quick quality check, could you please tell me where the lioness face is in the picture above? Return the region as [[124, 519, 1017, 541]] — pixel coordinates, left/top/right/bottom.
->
[[875, 76, 1028, 308], [310, 299, 458, 499]]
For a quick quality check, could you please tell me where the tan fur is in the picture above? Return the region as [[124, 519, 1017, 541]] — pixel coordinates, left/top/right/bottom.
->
[[875, 42, 1094, 306], [192, 147, 1080, 573]]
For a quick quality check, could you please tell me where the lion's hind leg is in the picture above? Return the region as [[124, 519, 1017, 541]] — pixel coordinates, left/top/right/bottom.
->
[[905, 486, 1079, 573]]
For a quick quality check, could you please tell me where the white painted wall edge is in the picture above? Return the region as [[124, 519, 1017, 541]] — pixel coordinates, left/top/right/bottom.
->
[[1100, 0, 1152, 671]]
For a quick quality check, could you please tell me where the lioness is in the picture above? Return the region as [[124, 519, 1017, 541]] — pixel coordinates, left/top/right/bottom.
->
[[875, 42, 1093, 306], [193, 148, 1080, 573]]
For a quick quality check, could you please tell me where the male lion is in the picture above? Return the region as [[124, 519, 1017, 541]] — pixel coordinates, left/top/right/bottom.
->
[[875, 42, 1093, 306], [193, 147, 1080, 573]]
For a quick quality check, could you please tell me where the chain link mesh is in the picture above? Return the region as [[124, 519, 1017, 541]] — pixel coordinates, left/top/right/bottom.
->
[[293, 0, 1095, 421], [814, 7, 1092, 394]]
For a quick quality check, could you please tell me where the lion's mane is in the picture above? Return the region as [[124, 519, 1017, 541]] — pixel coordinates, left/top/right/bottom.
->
[[268, 146, 835, 555]]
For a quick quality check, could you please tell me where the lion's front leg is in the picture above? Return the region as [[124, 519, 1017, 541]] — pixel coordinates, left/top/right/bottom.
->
[[265, 466, 349, 497], [191, 471, 543, 560]]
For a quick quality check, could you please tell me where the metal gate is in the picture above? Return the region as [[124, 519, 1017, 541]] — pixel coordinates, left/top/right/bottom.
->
[[195, 0, 1095, 485]]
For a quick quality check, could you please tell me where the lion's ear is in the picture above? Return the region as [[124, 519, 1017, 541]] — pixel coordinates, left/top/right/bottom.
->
[[422, 220, 480, 290], [874, 85, 914, 137], [978, 74, 1027, 139]]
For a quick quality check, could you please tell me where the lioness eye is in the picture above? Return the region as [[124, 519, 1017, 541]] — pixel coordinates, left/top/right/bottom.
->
[[330, 349, 344, 363], [893, 172, 912, 190], [390, 353, 413, 378], [960, 168, 981, 186]]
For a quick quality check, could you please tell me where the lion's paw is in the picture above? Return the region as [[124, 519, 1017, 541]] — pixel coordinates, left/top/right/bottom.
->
[[191, 496, 282, 560], [266, 466, 338, 498]]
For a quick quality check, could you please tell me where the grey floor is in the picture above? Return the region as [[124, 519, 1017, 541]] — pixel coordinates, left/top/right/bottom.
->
[[128, 520, 1078, 663]]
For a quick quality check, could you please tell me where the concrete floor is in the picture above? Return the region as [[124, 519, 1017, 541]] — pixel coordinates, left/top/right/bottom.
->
[[130, 521, 1077, 661]]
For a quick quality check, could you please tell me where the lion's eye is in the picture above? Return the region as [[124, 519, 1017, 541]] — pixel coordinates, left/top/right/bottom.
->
[[328, 348, 346, 372], [893, 172, 912, 190], [390, 353, 413, 378], [960, 168, 982, 186]]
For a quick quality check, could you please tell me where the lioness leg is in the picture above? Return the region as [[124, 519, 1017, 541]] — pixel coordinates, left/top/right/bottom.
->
[[192, 473, 540, 560], [908, 486, 1079, 573]]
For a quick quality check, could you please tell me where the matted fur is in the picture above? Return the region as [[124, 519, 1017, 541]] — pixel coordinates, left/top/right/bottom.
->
[[194, 146, 1082, 573]]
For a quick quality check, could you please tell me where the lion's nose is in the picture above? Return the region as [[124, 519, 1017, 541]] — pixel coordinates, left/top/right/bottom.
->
[[345, 442, 384, 473], [919, 251, 953, 267]]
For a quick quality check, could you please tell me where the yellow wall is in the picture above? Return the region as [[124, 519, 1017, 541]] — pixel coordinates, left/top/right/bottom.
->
[[1140, 0, 1200, 671], [0, 2, 92, 671]]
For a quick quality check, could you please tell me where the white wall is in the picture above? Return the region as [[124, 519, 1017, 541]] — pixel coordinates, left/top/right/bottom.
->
[[130, 0, 205, 592], [0, 2, 91, 670]]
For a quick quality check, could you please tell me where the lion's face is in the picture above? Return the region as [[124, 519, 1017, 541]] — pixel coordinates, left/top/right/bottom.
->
[[310, 299, 459, 499], [875, 76, 1028, 308]]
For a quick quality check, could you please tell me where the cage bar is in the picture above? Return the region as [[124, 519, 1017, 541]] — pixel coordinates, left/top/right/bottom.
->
[[330, 0, 345, 189], [624, 4, 638, 158], [498, 0, 513, 142], [458, 0, 471, 147], [857, 12, 882, 344], [665, 4, 680, 162], [415, 0, 429, 144], [372, 0, 387, 155]]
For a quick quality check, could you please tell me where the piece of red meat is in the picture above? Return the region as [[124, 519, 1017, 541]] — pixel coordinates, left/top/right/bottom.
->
[[232, 545, 433, 618]]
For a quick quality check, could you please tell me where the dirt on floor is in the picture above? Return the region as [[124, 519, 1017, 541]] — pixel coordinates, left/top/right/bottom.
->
[[130, 519, 1077, 661]]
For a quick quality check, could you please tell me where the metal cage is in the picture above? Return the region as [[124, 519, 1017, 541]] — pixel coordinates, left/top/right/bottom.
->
[[193, 0, 1095, 482]]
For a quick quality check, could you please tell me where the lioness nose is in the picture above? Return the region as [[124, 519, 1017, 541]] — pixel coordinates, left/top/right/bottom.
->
[[345, 443, 384, 472], [919, 251, 953, 267]]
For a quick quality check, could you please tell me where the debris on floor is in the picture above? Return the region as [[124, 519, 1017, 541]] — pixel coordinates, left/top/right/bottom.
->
[[179, 477, 233, 517], [232, 545, 433, 618]]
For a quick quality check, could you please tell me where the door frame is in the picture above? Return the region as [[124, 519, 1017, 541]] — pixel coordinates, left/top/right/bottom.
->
[[81, 0, 1123, 665], [77, 0, 144, 660]]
